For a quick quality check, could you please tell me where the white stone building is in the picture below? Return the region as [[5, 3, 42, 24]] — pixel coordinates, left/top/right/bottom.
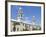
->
[[11, 19, 33, 31], [11, 7, 36, 32]]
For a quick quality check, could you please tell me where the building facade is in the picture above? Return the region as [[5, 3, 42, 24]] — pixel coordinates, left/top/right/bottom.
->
[[10, 7, 40, 32]]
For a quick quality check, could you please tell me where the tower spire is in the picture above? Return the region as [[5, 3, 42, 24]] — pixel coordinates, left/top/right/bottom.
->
[[16, 7, 24, 21], [32, 16, 35, 25]]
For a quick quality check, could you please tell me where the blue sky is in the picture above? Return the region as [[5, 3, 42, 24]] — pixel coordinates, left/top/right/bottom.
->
[[11, 5, 41, 25]]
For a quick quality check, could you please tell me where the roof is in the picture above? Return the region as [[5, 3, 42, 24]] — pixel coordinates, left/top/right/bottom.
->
[[11, 19, 32, 25]]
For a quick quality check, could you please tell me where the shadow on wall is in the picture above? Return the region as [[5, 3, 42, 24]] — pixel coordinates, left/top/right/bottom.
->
[[6, 36, 22, 37], [6, 36, 13, 37]]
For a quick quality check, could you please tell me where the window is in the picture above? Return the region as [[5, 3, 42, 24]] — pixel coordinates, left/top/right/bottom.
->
[[17, 28, 19, 31]]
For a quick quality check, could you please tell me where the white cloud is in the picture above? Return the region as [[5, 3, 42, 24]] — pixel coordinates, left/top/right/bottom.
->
[[24, 17, 31, 23]]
